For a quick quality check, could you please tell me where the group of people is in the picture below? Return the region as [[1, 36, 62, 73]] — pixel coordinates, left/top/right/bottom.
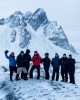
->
[[5, 49, 75, 84]]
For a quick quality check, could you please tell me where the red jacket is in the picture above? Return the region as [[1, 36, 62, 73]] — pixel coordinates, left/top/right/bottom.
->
[[32, 54, 41, 66]]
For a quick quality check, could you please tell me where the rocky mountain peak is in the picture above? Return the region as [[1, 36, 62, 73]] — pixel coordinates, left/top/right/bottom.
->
[[28, 8, 48, 30], [0, 8, 77, 54]]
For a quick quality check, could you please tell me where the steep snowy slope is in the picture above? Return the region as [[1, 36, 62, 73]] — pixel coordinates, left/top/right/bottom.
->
[[0, 23, 79, 67]]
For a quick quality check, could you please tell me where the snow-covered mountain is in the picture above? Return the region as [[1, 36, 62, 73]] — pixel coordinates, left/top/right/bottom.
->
[[0, 8, 80, 100], [0, 8, 79, 66], [0, 8, 76, 53]]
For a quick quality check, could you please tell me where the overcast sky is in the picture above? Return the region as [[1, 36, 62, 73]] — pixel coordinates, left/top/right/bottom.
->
[[0, 0, 80, 51]]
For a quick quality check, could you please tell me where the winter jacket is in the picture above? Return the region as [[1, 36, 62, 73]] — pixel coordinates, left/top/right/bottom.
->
[[60, 57, 68, 70], [67, 58, 75, 73], [16, 54, 25, 67], [5, 54, 16, 67], [23, 53, 31, 67], [41, 57, 51, 68], [51, 57, 60, 68], [32, 54, 41, 66]]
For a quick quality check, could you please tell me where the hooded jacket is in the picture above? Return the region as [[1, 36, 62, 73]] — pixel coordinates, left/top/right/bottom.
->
[[67, 58, 75, 72], [60, 57, 68, 70], [51, 57, 60, 68], [23, 53, 31, 67], [41, 57, 51, 68], [5, 54, 16, 67], [32, 54, 41, 66], [16, 54, 24, 67]]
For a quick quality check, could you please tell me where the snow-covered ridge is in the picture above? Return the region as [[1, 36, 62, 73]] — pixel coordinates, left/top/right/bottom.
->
[[0, 8, 77, 54]]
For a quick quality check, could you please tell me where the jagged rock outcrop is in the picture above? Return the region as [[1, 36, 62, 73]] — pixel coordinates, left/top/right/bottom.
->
[[0, 8, 77, 54], [0, 18, 5, 25], [28, 8, 48, 30]]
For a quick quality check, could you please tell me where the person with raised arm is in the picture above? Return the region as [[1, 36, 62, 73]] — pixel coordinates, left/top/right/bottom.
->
[[5, 50, 16, 81]]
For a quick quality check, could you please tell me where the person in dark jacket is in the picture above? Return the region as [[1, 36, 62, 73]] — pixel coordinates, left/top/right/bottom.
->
[[51, 53, 60, 81], [30, 51, 41, 79], [41, 53, 51, 80], [5, 50, 16, 81], [68, 54, 75, 84], [16, 51, 27, 81], [22, 49, 31, 78], [60, 54, 68, 82]]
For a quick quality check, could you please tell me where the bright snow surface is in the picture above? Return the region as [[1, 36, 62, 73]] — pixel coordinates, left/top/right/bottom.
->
[[0, 63, 80, 100]]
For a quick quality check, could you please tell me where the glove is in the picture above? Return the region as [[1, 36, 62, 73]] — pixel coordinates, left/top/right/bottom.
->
[[5, 50, 9, 54]]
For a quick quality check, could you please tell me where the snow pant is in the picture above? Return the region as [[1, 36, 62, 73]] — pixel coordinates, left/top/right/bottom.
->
[[26, 65, 29, 75], [17, 67, 27, 74], [30, 65, 40, 79], [69, 70, 75, 84], [52, 68, 59, 81], [21, 65, 30, 79], [61, 68, 68, 82], [44, 66, 49, 80], [16, 67, 27, 80], [10, 66, 17, 81]]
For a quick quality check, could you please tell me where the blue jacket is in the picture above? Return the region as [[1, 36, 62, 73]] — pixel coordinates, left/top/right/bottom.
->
[[51, 57, 60, 68], [5, 54, 16, 67]]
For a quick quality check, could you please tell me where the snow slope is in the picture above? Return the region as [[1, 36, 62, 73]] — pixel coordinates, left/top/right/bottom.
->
[[0, 23, 79, 67], [0, 63, 80, 100]]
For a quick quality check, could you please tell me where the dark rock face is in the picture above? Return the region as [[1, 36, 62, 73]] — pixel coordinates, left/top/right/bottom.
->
[[8, 11, 23, 28], [19, 28, 31, 48], [28, 8, 48, 30], [43, 22, 77, 54], [0, 18, 5, 25], [4, 11, 31, 48], [49, 37, 69, 49], [10, 30, 16, 42], [69, 45, 77, 54]]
